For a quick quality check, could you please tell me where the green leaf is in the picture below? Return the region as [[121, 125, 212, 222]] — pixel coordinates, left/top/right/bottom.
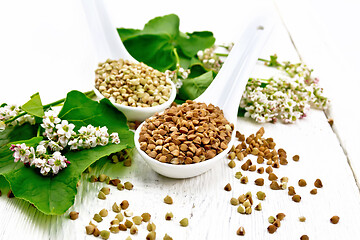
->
[[177, 71, 214, 100], [188, 64, 208, 78], [1, 91, 134, 215], [174, 99, 185, 105], [237, 107, 247, 117], [3, 141, 128, 215], [0, 175, 10, 194], [123, 34, 176, 72], [0, 123, 38, 148], [117, 28, 142, 41], [177, 31, 215, 58], [21, 92, 44, 117], [142, 14, 179, 37], [178, 55, 191, 69], [118, 14, 216, 72]]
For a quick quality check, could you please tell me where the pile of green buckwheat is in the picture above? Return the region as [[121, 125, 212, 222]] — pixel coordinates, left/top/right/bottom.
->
[[95, 59, 172, 107], [82, 172, 188, 239]]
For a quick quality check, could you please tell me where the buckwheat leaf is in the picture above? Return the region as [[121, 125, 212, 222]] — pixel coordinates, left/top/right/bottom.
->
[[0, 175, 10, 193], [0, 91, 134, 215], [177, 71, 214, 100], [177, 31, 215, 58], [237, 107, 246, 117], [188, 64, 208, 79], [142, 14, 180, 37], [122, 34, 176, 72], [0, 123, 37, 148], [118, 14, 215, 72], [21, 92, 44, 117], [117, 28, 142, 41]]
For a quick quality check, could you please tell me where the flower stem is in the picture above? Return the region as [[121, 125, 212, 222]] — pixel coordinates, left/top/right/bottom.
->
[[258, 58, 269, 63], [36, 125, 41, 137], [173, 48, 180, 68], [215, 53, 229, 57], [4, 90, 95, 124]]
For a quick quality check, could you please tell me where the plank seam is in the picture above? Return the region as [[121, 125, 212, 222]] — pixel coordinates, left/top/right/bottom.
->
[[272, 0, 360, 193]]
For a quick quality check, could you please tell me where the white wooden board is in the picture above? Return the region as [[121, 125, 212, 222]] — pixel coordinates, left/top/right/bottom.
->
[[0, 0, 359, 239]]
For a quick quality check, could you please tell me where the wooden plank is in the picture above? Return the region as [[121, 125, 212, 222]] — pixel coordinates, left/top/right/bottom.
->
[[0, 0, 359, 239], [275, 0, 360, 185]]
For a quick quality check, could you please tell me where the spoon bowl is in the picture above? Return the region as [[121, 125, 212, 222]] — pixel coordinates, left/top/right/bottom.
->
[[93, 80, 177, 122], [134, 13, 275, 178], [135, 123, 236, 178], [82, 0, 177, 121]]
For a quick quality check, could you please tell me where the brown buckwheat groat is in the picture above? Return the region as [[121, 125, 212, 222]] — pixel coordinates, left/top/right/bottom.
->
[[138, 100, 233, 164], [330, 216, 340, 224]]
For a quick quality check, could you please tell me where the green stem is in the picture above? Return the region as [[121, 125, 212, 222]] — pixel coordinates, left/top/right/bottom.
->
[[258, 58, 269, 62], [4, 112, 26, 124], [215, 53, 229, 57], [36, 125, 41, 137], [4, 90, 95, 124], [173, 48, 180, 68]]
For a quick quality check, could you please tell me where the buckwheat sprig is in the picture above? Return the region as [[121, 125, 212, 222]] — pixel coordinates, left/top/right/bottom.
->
[[9, 109, 120, 176]]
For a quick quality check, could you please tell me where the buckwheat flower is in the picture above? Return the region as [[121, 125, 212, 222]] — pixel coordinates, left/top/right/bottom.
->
[[58, 136, 69, 148], [48, 151, 68, 174], [41, 110, 61, 129], [86, 125, 96, 135], [79, 137, 91, 149], [48, 140, 63, 151], [16, 114, 35, 126], [68, 138, 79, 150], [39, 140, 49, 148], [181, 70, 189, 79], [11, 143, 31, 163], [175, 80, 183, 89], [96, 126, 109, 138], [98, 136, 109, 146], [44, 127, 57, 140], [78, 126, 88, 135], [56, 120, 76, 139], [27, 147, 36, 164], [36, 145, 47, 155], [40, 163, 51, 176], [88, 136, 97, 148], [31, 157, 46, 168], [25, 114, 36, 125], [110, 132, 120, 144]]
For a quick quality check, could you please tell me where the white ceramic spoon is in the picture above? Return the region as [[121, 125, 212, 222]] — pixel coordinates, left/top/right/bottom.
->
[[82, 0, 176, 121], [134, 13, 275, 178]]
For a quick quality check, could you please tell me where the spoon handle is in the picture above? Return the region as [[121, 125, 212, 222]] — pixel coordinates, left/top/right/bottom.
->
[[81, 0, 135, 62], [195, 13, 275, 123]]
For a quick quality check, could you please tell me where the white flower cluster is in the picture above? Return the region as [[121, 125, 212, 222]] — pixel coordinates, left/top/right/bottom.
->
[[197, 46, 223, 72], [10, 143, 69, 175], [9, 109, 121, 176], [0, 104, 35, 132], [165, 67, 189, 90], [40, 110, 120, 152], [240, 71, 329, 123]]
